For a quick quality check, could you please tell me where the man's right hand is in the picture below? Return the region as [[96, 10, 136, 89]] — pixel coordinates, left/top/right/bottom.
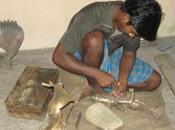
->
[[94, 70, 115, 88], [53, 44, 115, 88]]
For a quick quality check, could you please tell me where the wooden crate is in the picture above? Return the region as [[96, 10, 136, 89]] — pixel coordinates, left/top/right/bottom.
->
[[5, 66, 59, 120]]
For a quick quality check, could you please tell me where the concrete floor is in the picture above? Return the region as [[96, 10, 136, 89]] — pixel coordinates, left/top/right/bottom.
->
[[0, 40, 175, 130], [137, 41, 175, 129]]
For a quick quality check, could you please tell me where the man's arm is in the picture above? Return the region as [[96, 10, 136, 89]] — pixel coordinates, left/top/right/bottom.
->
[[114, 35, 139, 93], [52, 43, 114, 87], [117, 49, 136, 92]]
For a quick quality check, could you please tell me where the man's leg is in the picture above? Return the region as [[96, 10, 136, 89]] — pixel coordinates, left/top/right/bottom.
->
[[106, 44, 161, 93], [80, 31, 105, 93], [128, 69, 161, 91], [74, 31, 106, 103]]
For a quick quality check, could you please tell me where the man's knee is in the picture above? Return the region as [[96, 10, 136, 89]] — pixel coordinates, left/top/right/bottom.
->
[[82, 31, 104, 52], [80, 31, 104, 67], [148, 70, 162, 90]]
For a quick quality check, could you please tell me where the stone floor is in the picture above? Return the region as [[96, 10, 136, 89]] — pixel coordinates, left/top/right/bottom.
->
[[0, 39, 175, 130]]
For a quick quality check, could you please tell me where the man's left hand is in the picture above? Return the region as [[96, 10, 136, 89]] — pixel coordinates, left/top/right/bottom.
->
[[111, 80, 127, 98]]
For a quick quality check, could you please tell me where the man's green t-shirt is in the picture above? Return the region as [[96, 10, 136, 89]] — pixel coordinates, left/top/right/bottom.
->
[[59, 1, 140, 54]]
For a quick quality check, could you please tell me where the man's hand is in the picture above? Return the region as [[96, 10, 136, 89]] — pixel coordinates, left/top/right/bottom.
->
[[94, 71, 114, 88], [112, 80, 127, 98]]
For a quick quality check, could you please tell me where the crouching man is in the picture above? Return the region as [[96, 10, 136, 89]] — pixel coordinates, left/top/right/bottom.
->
[[52, 0, 162, 98]]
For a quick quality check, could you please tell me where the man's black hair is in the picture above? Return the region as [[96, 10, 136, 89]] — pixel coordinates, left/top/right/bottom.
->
[[121, 0, 162, 41]]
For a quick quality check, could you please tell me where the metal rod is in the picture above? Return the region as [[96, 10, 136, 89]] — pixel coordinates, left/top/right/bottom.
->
[[64, 103, 74, 123], [75, 112, 82, 130]]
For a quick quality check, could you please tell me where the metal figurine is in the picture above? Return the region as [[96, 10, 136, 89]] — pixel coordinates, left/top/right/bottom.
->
[[90, 88, 164, 118], [42, 81, 73, 130], [45, 110, 63, 130], [0, 20, 24, 67]]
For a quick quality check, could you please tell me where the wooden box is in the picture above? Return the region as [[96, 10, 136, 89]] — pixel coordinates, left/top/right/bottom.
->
[[5, 66, 58, 120]]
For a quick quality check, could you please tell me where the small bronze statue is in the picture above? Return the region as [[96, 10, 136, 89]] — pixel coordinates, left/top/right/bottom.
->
[[42, 81, 73, 130], [0, 20, 24, 67], [90, 88, 164, 118]]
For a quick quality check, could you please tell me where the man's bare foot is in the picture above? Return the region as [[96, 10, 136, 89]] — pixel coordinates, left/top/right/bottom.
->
[[74, 79, 104, 104]]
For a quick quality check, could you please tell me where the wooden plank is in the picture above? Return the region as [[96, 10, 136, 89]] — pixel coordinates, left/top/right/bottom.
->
[[154, 53, 175, 96], [5, 66, 58, 120]]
